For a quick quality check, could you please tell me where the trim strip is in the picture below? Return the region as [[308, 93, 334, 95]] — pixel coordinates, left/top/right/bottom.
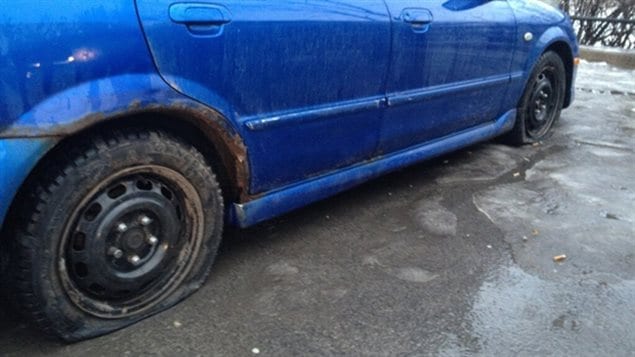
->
[[387, 74, 511, 107], [244, 96, 385, 131], [510, 71, 525, 82], [244, 74, 517, 132]]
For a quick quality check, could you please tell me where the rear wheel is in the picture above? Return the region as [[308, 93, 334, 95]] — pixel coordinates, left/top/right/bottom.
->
[[9, 129, 223, 341], [503, 51, 566, 145]]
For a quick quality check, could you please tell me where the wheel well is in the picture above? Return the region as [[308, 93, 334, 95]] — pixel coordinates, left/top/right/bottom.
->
[[12, 110, 249, 210], [103, 113, 246, 203], [545, 41, 574, 108]]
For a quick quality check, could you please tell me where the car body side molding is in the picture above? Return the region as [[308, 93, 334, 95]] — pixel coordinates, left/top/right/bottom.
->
[[242, 73, 514, 132], [386, 73, 512, 107], [243, 96, 386, 131]]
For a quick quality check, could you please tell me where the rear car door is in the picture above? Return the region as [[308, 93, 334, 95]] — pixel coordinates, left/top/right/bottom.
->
[[135, 1, 391, 193], [380, 0, 517, 153]]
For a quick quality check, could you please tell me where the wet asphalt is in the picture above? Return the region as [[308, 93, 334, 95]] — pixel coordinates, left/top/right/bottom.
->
[[0, 63, 633, 356]]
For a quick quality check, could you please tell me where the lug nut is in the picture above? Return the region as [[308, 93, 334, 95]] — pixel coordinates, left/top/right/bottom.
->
[[117, 223, 128, 233], [128, 255, 141, 265], [108, 247, 124, 259], [140, 216, 152, 226], [147, 235, 159, 245]]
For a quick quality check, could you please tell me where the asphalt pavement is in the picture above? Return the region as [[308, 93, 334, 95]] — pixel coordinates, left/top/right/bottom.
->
[[1, 62, 633, 356]]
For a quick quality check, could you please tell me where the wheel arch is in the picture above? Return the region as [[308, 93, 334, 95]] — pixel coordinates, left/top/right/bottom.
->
[[527, 24, 578, 109], [2, 105, 250, 243], [76, 106, 250, 204], [75, 106, 246, 200], [544, 41, 575, 109]]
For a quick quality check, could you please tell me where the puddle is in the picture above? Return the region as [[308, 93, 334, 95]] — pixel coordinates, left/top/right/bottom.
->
[[440, 265, 635, 355]]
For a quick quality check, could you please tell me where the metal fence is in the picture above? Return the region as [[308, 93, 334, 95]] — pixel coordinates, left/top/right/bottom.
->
[[571, 16, 635, 26]]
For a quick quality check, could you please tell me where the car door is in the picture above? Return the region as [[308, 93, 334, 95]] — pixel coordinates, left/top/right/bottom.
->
[[380, 0, 517, 153], [135, 1, 392, 194]]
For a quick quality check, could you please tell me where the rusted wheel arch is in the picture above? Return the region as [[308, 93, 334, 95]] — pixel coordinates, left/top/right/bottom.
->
[[24, 104, 250, 206]]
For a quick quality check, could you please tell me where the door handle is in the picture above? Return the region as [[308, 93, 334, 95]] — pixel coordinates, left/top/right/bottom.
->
[[401, 8, 433, 25], [169, 3, 231, 25]]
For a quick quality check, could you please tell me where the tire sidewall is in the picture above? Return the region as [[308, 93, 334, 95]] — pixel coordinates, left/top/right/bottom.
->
[[517, 51, 567, 143], [26, 132, 223, 340]]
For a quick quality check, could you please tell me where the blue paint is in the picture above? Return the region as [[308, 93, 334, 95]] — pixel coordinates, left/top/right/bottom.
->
[[231, 110, 517, 228], [506, 0, 580, 109], [2, 73, 241, 139], [0, 0, 578, 234], [379, 0, 517, 154], [0, 138, 57, 227], [0, 1, 157, 133], [136, 0, 393, 193], [4, 74, 185, 136]]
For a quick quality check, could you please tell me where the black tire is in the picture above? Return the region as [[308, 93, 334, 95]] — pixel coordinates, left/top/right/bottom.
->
[[8, 129, 223, 341], [502, 51, 566, 145]]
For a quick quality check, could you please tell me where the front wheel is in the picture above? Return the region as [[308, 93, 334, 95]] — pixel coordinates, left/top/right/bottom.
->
[[9, 129, 223, 341], [502, 51, 567, 145]]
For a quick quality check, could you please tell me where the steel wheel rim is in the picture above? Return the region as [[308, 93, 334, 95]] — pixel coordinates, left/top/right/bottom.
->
[[526, 65, 560, 138], [58, 165, 205, 319]]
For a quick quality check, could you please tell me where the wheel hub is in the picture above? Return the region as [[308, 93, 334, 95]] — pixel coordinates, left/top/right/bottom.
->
[[121, 228, 146, 251], [527, 70, 558, 137], [103, 210, 169, 274], [532, 80, 553, 122]]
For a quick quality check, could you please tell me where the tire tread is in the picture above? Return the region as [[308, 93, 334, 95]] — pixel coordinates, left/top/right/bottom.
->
[[7, 128, 223, 340]]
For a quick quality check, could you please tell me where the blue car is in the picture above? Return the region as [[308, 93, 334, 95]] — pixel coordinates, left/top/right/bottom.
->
[[0, 0, 578, 340]]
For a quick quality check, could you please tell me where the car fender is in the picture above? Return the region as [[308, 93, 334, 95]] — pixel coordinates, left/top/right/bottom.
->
[[505, 24, 578, 111], [0, 137, 57, 228], [0, 73, 250, 229], [0, 73, 241, 139], [525, 25, 577, 76]]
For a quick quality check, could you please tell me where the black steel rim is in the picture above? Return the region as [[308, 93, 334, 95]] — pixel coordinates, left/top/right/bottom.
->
[[526, 64, 560, 138], [59, 166, 204, 318]]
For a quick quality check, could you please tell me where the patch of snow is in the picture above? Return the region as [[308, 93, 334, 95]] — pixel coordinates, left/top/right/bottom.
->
[[576, 60, 635, 94]]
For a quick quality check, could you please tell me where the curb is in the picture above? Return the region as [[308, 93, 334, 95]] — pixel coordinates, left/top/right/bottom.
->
[[580, 46, 635, 69]]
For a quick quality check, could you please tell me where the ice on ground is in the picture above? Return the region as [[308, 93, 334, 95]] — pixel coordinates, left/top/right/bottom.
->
[[576, 60, 635, 94]]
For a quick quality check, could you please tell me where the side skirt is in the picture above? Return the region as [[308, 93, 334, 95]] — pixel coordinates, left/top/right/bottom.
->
[[229, 109, 516, 228]]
